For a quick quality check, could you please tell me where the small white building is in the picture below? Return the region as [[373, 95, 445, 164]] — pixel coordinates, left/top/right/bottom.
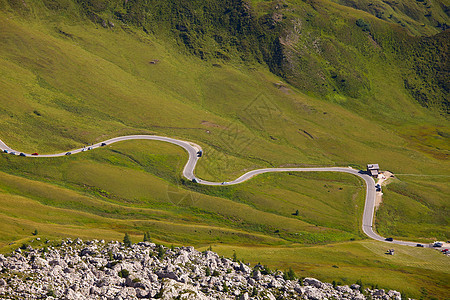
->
[[367, 164, 380, 177]]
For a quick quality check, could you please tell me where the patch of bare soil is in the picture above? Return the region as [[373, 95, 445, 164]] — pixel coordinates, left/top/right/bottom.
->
[[375, 171, 395, 210], [201, 121, 225, 129]]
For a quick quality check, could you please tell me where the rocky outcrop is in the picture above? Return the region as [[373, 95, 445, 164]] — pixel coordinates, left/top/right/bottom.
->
[[0, 239, 402, 299]]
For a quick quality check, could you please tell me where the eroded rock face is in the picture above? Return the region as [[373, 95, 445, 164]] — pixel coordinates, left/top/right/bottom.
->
[[0, 239, 402, 299]]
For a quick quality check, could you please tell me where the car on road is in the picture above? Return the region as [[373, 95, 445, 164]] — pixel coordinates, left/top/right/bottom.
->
[[416, 244, 424, 247], [88, 147, 93, 150], [65, 152, 72, 156], [31, 153, 39, 156], [197, 150, 203, 157], [3, 149, 8, 153], [10, 152, 16, 155], [192, 178, 198, 183], [19, 153, 26, 157], [433, 242, 443, 247], [81, 148, 86, 152], [385, 237, 394, 242], [101, 143, 107, 146], [375, 184, 381, 191]]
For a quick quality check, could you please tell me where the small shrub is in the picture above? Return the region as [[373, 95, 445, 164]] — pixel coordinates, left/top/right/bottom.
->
[[157, 245, 166, 259], [356, 19, 371, 32], [118, 269, 129, 278], [283, 267, 296, 281], [261, 265, 272, 275], [123, 233, 131, 247], [222, 282, 228, 292]]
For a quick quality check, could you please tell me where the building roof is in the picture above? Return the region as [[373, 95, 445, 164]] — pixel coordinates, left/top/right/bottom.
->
[[369, 169, 379, 176], [367, 164, 379, 170]]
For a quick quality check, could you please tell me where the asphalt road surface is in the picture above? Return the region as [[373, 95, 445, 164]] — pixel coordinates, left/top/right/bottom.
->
[[0, 135, 424, 247]]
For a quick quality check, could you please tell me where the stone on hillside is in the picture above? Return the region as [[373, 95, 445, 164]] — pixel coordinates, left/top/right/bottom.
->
[[239, 262, 251, 274], [252, 269, 261, 280], [0, 239, 404, 300], [304, 277, 324, 289], [114, 286, 137, 299], [388, 290, 402, 299]]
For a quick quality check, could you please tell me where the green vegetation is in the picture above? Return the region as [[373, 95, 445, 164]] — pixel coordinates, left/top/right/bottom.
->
[[283, 267, 297, 281], [123, 232, 131, 247], [0, 0, 448, 298], [143, 231, 151, 242], [118, 269, 129, 278], [376, 175, 449, 241]]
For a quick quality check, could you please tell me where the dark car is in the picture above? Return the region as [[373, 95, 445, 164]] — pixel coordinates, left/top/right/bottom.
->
[[197, 150, 203, 157], [65, 152, 72, 156], [101, 143, 107, 146], [10, 151, 15, 155], [192, 178, 198, 183], [385, 237, 394, 242], [3, 149, 8, 153], [31, 153, 39, 156], [19, 153, 26, 157], [416, 244, 424, 247]]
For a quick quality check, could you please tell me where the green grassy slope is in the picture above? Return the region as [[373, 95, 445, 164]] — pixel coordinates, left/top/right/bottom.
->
[[0, 0, 449, 297], [331, 0, 450, 36]]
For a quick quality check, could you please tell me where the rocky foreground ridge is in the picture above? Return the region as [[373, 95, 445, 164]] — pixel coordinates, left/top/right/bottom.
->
[[0, 239, 403, 299]]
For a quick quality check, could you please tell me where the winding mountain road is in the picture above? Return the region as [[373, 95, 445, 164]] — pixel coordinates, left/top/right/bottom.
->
[[0, 135, 422, 247]]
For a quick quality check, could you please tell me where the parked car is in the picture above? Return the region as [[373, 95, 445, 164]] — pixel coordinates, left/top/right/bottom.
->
[[192, 178, 198, 183], [19, 153, 26, 157], [416, 244, 424, 247], [31, 153, 39, 156], [433, 242, 443, 247], [375, 184, 381, 191], [3, 149, 8, 153], [197, 150, 203, 157], [65, 152, 72, 156], [101, 143, 107, 146], [10, 152, 16, 155], [81, 148, 86, 152], [87, 147, 93, 150], [385, 237, 394, 242]]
